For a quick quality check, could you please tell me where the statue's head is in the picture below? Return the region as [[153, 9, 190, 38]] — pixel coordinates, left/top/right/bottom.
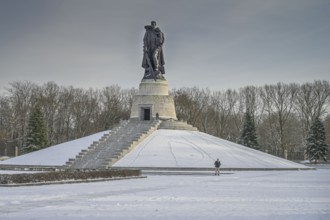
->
[[151, 21, 157, 28]]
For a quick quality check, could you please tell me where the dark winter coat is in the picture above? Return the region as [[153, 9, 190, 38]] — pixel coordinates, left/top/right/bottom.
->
[[214, 160, 221, 168]]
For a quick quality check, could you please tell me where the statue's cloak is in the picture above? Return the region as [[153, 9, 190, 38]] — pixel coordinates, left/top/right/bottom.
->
[[142, 26, 165, 74]]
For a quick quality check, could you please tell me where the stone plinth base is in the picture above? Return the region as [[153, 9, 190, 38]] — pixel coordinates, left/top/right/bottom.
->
[[138, 79, 169, 95], [130, 79, 177, 120]]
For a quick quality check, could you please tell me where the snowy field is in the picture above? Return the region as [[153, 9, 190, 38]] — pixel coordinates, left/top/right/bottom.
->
[[1, 167, 329, 220], [114, 130, 307, 169]]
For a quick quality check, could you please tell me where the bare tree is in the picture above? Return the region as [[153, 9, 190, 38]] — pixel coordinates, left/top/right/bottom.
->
[[173, 87, 210, 128], [119, 87, 138, 120], [260, 83, 298, 158], [324, 114, 330, 159], [6, 81, 38, 150], [210, 89, 238, 139], [100, 85, 126, 129], [240, 86, 263, 118], [0, 96, 11, 140], [70, 88, 100, 138], [37, 82, 60, 145], [295, 80, 330, 137], [55, 86, 75, 142]]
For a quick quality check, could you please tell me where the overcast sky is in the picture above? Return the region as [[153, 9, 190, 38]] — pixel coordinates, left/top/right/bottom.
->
[[0, 0, 329, 93]]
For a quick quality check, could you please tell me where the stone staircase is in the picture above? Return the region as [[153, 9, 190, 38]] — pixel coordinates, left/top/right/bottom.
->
[[158, 119, 198, 131], [66, 120, 161, 169]]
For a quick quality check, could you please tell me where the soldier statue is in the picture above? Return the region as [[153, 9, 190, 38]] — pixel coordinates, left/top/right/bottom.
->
[[142, 21, 165, 80]]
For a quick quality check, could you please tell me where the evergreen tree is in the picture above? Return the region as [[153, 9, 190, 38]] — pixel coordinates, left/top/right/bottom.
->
[[305, 117, 328, 164], [24, 104, 48, 153], [239, 110, 259, 150]]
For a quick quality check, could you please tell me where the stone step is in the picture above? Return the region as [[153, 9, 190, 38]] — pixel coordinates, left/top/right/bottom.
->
[[68, 119, 161, 169], [66, 160, 74, 165], [158, 120, 198, 131]]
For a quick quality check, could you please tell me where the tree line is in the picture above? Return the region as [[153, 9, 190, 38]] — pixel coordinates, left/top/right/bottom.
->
[[0, 80, 329, 160], [0, 81, 136, 155], [173, 80, 330, 160]]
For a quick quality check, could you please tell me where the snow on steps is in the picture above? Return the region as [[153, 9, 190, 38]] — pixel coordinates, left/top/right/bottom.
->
[[158, 119, 198, 131], [65, 120, 128, 167], [66, 120, 161, 169]]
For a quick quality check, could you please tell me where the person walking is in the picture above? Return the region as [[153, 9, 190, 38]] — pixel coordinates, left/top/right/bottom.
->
[[214, 158, 221, 176]]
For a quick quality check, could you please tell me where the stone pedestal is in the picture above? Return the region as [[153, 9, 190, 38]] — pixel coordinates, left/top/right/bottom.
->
[[130, 79, 177, 120]]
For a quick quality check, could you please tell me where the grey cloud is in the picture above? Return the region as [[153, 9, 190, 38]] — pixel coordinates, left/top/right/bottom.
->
[[0, 0, 329, 92]]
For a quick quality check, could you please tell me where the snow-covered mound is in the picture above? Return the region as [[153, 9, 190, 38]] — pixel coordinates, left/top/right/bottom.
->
[[1, 129, 307, 169], [0, 131, 110, 166], [113, 130, 307, 169]]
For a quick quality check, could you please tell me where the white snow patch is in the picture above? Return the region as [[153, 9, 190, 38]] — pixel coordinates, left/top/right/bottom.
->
[[114, 130, 307, 169], [0, 131, 110, 166]]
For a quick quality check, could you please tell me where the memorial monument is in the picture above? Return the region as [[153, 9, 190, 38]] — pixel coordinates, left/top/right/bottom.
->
[[130, 21, 177, 120], [0, 22, 311, 173]]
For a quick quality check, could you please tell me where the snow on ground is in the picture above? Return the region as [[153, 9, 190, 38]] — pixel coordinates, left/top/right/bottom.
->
[[0, 129, 327, 219], [0, 131, 110, 166], [1, 129, 307, 169], [114, 130, 307, 169], [1, 168, 329, 220]]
